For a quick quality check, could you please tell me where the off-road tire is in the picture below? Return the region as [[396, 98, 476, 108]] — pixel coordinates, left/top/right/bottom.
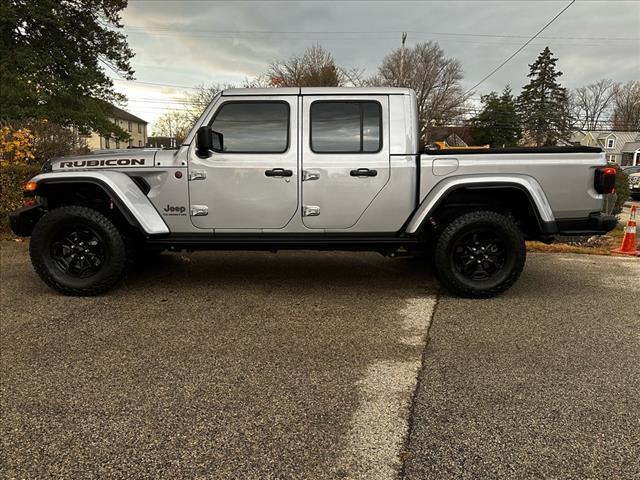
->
[[434, 210, 526, 298], [29, 206, 127, 296]]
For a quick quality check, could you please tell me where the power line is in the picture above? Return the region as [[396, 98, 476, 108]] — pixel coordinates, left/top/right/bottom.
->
[[112, 78, 200, 90], [464, 0, 576, 95], [122, 26, 636, 42]]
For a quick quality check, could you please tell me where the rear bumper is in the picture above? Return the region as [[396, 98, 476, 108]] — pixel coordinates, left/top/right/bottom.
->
[[9, 204, 45, 237], [554, 212, 618, 236]]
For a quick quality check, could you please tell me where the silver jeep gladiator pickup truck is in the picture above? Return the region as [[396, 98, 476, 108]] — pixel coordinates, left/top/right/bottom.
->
[[10, 87, 617, 297]]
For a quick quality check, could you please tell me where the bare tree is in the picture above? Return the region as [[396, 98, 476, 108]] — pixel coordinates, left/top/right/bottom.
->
[[152, 111, 192, 143], [182, 78, 266, 124], [266, 44, 346, 87], [184, 83, 232, 124], [570, 79, 618, 130], [369, 42, 468, 141], [339, 67, 367, 87], [612, 80, 640, 131]]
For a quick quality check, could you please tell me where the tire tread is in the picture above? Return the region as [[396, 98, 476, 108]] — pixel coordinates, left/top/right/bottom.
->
[[29, 206, 127, 296], [434, 210, 526, 298]]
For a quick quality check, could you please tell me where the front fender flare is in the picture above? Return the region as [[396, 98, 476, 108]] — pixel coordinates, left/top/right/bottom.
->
[[405, 174, 556, 234], [29, 171, 169, 235]]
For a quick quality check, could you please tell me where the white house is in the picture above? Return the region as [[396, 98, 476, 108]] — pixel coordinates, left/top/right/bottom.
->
[[570, 130, 640, 165]]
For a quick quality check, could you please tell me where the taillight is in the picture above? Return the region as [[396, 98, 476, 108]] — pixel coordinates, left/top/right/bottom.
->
[[594, 167, 616, 194]]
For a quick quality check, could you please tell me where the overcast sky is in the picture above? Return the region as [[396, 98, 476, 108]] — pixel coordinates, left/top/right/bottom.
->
[[113, 0, 640, 130]]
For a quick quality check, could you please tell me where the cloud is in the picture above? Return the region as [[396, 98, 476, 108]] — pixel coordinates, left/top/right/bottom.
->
[[117, 0, 639, 128]]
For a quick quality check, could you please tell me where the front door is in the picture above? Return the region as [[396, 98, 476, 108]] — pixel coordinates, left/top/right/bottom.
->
[[188, 97, 298, 229], [301, 96, 390, 229]]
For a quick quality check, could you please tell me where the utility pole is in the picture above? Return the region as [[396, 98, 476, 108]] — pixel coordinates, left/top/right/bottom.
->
[[399, 32, 407, 86]]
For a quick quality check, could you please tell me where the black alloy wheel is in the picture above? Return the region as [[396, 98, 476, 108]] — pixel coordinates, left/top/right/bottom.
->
[[434, 210, 526, 298], [30, 206, 127, 295], [451, 229, 506, 281]]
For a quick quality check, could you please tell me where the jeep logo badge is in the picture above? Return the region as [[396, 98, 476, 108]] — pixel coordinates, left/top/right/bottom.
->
[[163, 205, 187, 216]]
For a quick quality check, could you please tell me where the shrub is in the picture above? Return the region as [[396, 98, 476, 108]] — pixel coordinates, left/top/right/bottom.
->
[[612, 165, 630, 215], [0, 163, 41, 216], [1, 121, 89, 230], [0, 126, 35, 165], [0, 126, 39, 226]]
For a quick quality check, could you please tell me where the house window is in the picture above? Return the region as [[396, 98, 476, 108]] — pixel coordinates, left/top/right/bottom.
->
[[105, 137, 110, 149], [607, 154, 616, 163], [128, 121, 132, 132], [138, 123, 142, 134], [139, 140, 142, 147], [310, 101, 382, 153], [129, 139, 133, 147], [606, 138, 615, 149], [210, 101, 289, 153]]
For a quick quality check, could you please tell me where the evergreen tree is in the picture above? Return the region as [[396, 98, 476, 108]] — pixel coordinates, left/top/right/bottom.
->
[[517, 47, 571, 146], [0, 0, 134, 140], [472, 85, 521, 147]]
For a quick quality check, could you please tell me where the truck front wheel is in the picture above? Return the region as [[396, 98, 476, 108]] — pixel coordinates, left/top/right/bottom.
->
[[29, 206, 127, 296], [434, 210, 526, 298]]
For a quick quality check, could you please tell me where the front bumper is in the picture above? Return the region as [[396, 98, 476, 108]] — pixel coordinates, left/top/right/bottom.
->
[[9, 204, 46, 237], [555, 212, 618, 236]]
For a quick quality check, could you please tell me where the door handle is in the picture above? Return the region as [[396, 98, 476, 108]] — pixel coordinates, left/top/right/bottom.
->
[[350, 168, 378, 177], [265, 168, 293, 177]]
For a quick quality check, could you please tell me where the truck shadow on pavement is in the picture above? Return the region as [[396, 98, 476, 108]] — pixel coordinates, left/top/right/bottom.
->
[[122, 251, 436, 294]]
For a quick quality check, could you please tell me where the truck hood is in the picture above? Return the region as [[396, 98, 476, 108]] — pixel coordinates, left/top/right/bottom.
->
[[47, 149, 158, 172]]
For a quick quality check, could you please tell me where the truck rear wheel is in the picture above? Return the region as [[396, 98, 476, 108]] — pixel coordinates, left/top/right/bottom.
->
[[29, 206, 127, 296], [434, 210, 526, 298]]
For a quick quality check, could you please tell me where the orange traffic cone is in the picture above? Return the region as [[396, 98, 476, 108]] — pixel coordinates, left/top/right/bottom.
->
[[611, 205, 640, 256]]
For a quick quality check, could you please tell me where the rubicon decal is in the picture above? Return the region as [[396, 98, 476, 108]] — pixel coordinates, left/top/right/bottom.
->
[[58, 159, 146, 168]]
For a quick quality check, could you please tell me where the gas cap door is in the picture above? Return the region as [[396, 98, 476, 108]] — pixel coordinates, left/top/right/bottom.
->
[[432, 158, 459, 176]]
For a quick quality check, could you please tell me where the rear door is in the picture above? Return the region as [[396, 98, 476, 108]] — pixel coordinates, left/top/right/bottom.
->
[[187, 97, 298, 229], [301, 96, 390, 229]]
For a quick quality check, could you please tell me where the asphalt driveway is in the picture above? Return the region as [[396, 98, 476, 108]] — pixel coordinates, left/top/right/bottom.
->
[[1, 241, 639, 479], [0, 241, 437, 479], [404, 253, 640, 480]]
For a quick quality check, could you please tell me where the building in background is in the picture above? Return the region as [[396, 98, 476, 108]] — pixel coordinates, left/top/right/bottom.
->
[[147, 136, 178, 149], [80, 105, 148, 151], [571, 130, 640, 165]]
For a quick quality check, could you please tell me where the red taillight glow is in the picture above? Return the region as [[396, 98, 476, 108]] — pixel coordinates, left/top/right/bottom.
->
[[595, 167, 616, 194]]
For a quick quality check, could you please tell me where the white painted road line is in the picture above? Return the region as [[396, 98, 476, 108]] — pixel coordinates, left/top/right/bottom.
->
[[333, 296, 437, 479]]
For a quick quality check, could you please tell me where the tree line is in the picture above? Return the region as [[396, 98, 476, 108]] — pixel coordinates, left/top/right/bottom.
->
[[155, 44, 640, 148], [1, 0, 638, 156]]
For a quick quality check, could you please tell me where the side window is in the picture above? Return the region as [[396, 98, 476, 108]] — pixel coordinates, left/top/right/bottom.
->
[[310, 101, 382, 153], [210, 102, 289, 153]]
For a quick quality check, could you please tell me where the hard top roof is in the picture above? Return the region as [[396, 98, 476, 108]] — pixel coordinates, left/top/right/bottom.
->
[[221, 87, 413, 96]]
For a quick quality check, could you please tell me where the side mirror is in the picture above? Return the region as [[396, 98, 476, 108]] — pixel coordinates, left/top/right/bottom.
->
[[196, 126, 223, 156]]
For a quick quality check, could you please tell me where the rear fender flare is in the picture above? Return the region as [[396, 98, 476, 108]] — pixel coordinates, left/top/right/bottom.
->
[[405, 174, 556, 234]]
